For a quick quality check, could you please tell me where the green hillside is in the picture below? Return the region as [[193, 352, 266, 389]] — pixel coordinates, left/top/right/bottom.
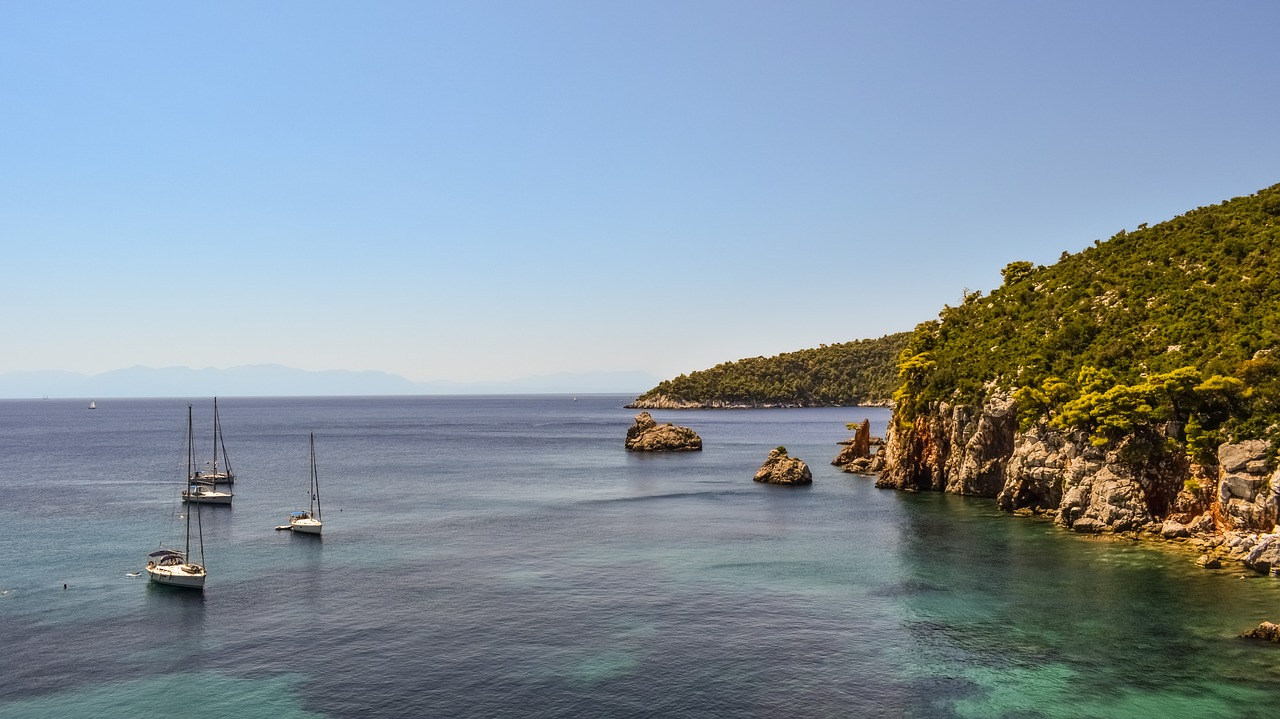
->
[[894, 183, 1280, 459], [631, 333, 909, 407]]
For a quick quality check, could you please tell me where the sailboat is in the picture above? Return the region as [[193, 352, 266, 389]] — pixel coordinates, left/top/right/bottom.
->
[[183, 398, 234, 505], [146, 405, 207, 589], [201, 397, 235, 484], [182, 480, 233, 505], [289, 433, 323, 535], [88, 400, 96, 410]]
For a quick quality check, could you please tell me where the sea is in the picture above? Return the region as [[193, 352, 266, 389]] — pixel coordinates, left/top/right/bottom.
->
[[2, 395, 1279, 718]]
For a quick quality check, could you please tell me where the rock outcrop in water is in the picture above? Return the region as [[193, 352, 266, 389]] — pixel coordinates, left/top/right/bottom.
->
[[879, 394, 1280, 573], [1239, 621, 1280, 643], [832, 418, 886, 474], [624, 412, 703, 452], [754, 447, 812, 486]]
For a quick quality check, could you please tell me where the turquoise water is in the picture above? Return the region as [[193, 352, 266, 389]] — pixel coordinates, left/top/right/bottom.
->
[[1, 396, 1279, 718]]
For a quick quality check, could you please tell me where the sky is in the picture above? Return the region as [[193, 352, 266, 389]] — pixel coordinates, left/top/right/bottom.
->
[[3, 1, 1279, 386]]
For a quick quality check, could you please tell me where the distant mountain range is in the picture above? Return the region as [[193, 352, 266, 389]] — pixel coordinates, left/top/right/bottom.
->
[[0, 365, 661, 399]]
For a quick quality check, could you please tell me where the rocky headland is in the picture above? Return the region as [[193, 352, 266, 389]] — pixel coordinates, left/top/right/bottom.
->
[[624, 412, 703, 452], [876, 393, 1280, 574], [754, 446, 813, 486]]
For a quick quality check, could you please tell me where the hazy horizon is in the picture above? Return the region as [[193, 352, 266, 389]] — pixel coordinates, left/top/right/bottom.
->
[[0, 364, 662, 399]]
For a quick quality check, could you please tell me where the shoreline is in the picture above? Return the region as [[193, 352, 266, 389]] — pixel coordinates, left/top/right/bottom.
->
[[626, 395, 895, 410], [878, 476, 1280, 577]]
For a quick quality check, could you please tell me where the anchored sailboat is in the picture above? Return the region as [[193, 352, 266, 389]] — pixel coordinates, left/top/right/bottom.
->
[[289, 433, 323, 535], [146, 405, 207, 590], [201, 397, 235, 484], [183, 398, 234, 505]]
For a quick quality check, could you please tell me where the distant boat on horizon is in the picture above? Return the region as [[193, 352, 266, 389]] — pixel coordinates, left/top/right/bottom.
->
[[88, 400, 95, 410]]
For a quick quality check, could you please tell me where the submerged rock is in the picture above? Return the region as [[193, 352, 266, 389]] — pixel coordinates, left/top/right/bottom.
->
[[624, 412, 702, 452], [1196, 554, 1223, 569], [1239, 621, 1280, 643], [754, 447, 812, 486]]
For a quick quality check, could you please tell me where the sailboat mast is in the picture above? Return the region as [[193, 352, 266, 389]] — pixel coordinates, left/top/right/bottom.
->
[[211, 397, 219, 473], [310, 433, 322, 520], [186, 405, 194, 561]]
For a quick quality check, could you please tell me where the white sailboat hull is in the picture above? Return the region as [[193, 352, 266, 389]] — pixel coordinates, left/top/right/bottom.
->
[[290, 518, 323, 534], [202, 471, 235, 484], [182, 488, 233, 505], [146, 564, 206, 589]]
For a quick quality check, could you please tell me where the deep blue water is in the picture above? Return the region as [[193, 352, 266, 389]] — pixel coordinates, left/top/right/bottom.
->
[[2, 395, 1279, 718]]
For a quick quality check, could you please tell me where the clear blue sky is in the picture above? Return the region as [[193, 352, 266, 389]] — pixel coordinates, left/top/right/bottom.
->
[[3, 1, 1278, 384]]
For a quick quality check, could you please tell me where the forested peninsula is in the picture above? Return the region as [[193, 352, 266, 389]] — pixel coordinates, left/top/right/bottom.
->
[[627, 333, 908, 409]]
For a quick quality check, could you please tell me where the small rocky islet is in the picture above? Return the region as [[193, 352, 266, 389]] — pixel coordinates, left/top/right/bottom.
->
[[832, 418, 886, 474], [621, 412, 814, 486], [624, 412, 702, 452], [753, 446, 812, 486]]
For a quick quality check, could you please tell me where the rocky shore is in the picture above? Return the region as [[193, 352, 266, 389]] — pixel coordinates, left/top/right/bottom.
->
[[877, 393, 1280, 575], [625, 393, 894, 410]]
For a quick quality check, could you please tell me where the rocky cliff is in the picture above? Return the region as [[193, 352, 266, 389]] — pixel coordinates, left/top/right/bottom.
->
[[879, 395, 1280, 570], [877, 395, 1017, 497]]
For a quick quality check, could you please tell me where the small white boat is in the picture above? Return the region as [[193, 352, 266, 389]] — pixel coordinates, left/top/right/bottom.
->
[[88, 400, 96, 410], [289, 433, 324, 535], [147, 406, 207, 590]]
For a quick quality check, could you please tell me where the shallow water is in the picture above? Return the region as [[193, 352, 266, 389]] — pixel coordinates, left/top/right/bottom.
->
[[1, 396, 1278, 718]]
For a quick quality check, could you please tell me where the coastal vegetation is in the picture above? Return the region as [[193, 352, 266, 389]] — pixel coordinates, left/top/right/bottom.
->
[[630, 333, 909, 408], [893, 183, 1280, 462]]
